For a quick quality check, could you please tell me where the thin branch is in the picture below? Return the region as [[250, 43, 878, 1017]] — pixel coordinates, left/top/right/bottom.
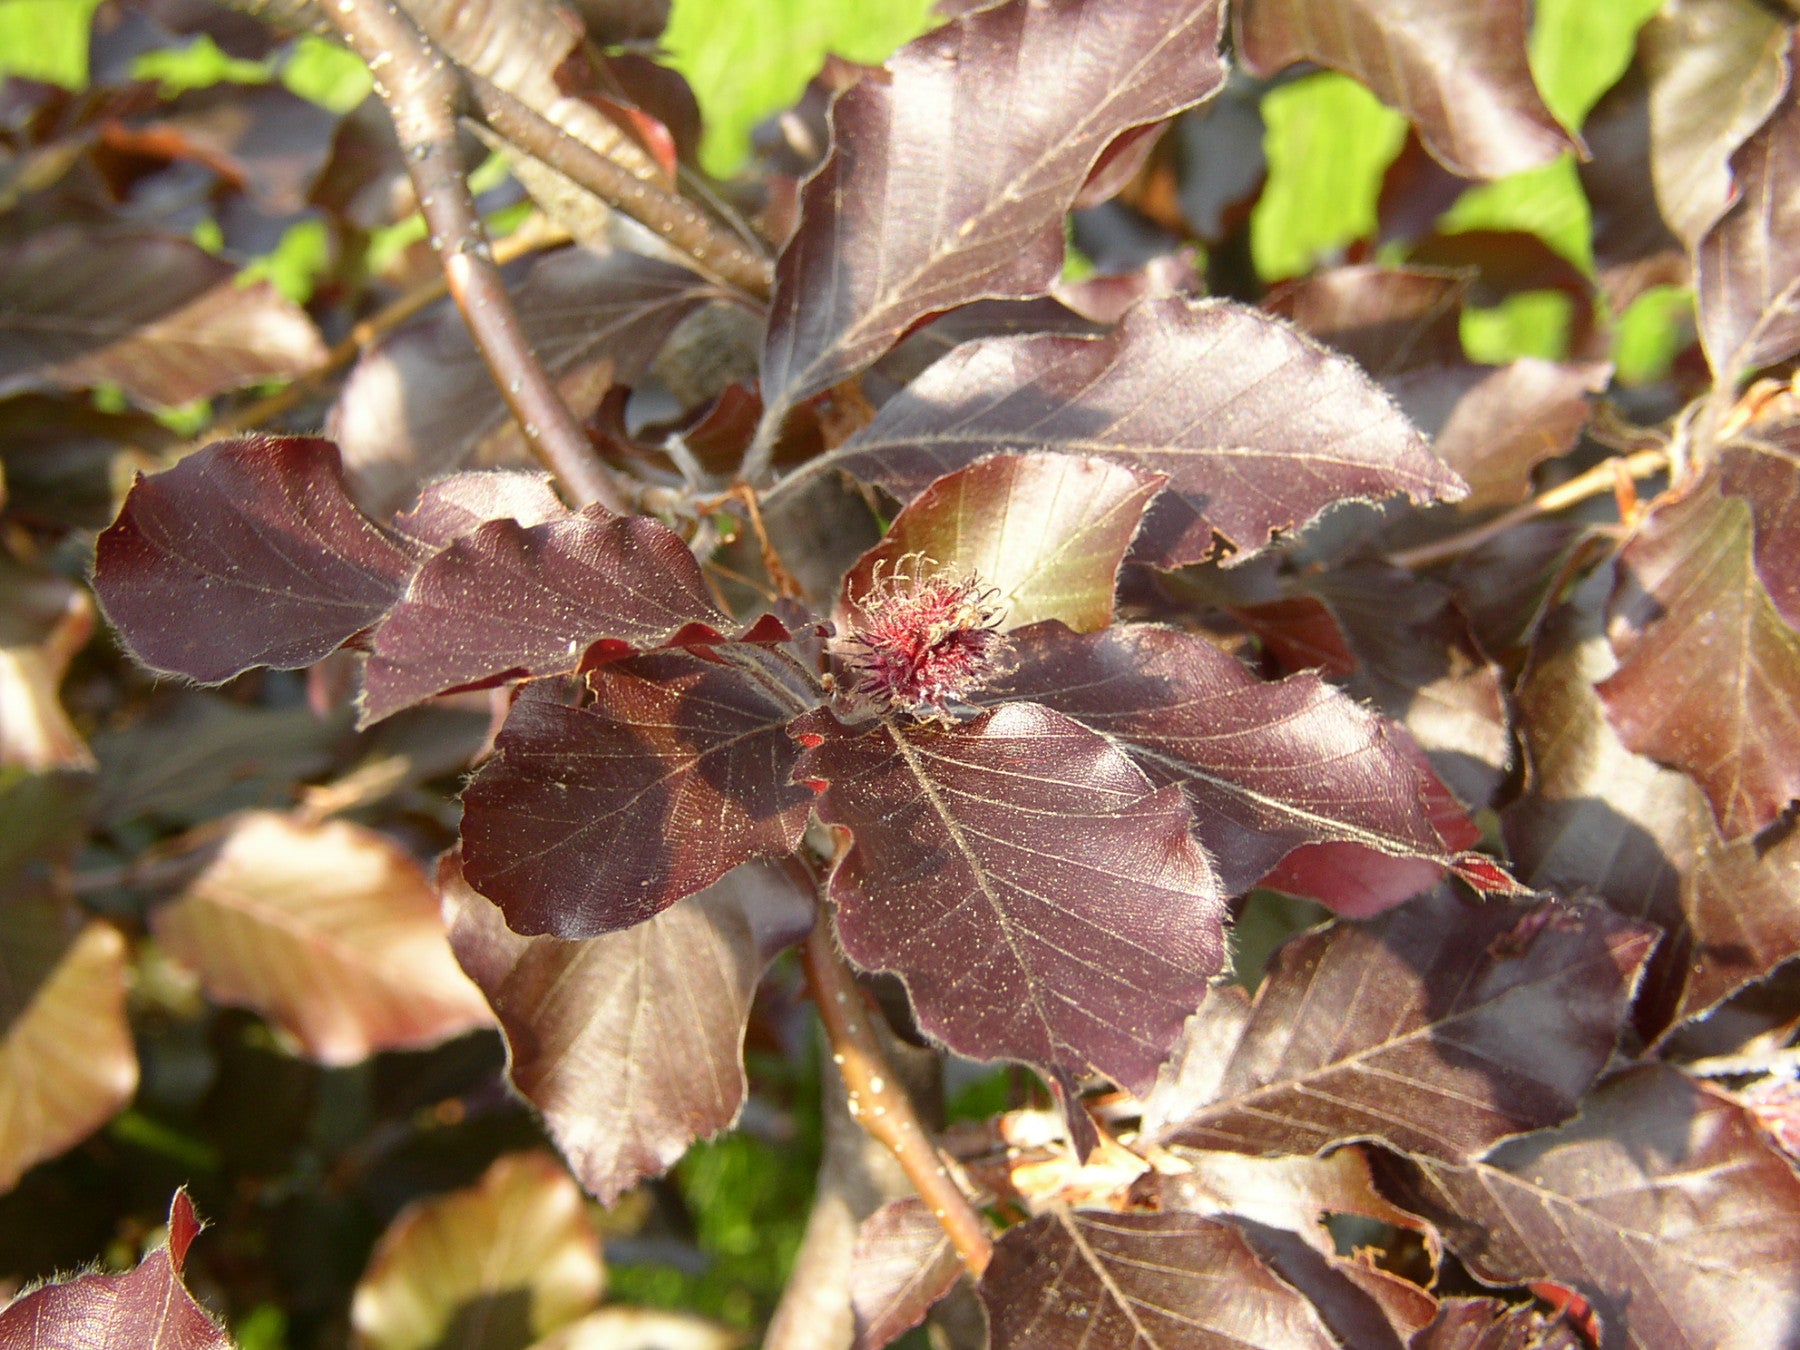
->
[[800, 875, 994, 1277], [319, 0, 628, 514], [1385, 448, 1670, 571], [466, 74, 773, 302]]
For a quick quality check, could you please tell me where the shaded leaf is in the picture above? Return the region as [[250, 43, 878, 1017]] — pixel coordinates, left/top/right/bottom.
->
[[1410, 1298, 1586, 1350], [840, 454, 1164, 637], [1505, 580, 1800, 1034], [1720, 428, 1800, 628], [1380, 1065, 1800, 1350], [350, 1151, 604, 1350], [1234, 0, 1573, 179], [1641, 0, 1792, 249], [984, 621, 1467, 899], [759, 0, 1228, 419], [0, 553, 93, 772], [1696, 40, 1800, 384], [849, 1197, 960, 1350], [0, 1190, 228, 1349], [1262, 266, 1469, 379], [820, 297, 1464, 567], [361, 511, 730, 726], [1579, 63, 1689, 313], [444, 853, 811, 1205], [153, 812, 493, 1065], [1598, 478, 1800, 840], [330, 248, 718, 515], [793, 701, 1227, 1094], [979, 1209, 1336, 1349], [1157, 889, 1656, 1162], [94, 435, 419, 685], [0, 900, 136, 1194], [461, 656, 811, 937], [0, 228, 325, 406]]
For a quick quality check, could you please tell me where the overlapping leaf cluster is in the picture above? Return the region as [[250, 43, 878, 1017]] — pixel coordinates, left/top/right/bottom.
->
[[4, 0, 1800, 1346]]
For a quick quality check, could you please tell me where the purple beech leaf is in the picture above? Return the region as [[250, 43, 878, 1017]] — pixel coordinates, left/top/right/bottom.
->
[[815, 297, 1465, 568], [0, 1190, 229, 1348], [441, 853, 813, 1205], [1157, 888, 1658, 1162], [849, 1198, 960, 1350], [1719, 429, 1800, 629], [839, 454, 1165, 637], [981, 621, 1469, 899], [350, 1151, 605, 1350], [1580, 65, 1691, 314], [1506, 582, 1800, 1036], [1642, 0, 1793, 249], [1410, 1299, 1586, 1350], [0, 228, 326, 407], [460, 657, 813, 937], [1262, 265, 1470, 379], [392, 470, 569, 550], [1378, 1065, 1800, 1350], [1598, 478, 1800, 841], [792, 701, 1227, 1095], [1696, 40, 1800, 384], [1234, 0, 1575, 180], [153, 812, 494, 1065], [330, 247, 717, 515], [979, 1210, 1337, 1350], [94, 435, 421, 685], [759, 0, 1228, 421], [361, 510, 730, 726]]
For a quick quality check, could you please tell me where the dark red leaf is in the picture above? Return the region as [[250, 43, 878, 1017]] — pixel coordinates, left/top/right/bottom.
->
[[793, 701, 1227, 1094], [1579, 64, 1690, 314], [1155, 889, 1657, 1162], [759, 0, 1228, 420], [1696, 37, 1800, 384], [978, 1210, 1337, 1349], [984, 622, 1468, 900], [1234, 0, 1574, 179], [0, 228, 325, 406], [329, 247, 718, 514], [1262, 265, 1469, 379], [1598, 478, 1800, 840], [849, 1198, 960, 1350], [392, 470, 569, 550], [442, 853, 814, 1204], [361, 510, 728, 725], [816, 297, 1464, 567], [1719, 429, 1800, 630], [94, 436, 419, 684], [0, 1189, 229, 1349], [1505, 581, 1800, 1035], [1641, 0, 1793, 249], [1410, 1298, 1586, 1350], [1379, 1065, 1800, 1350], [460, 656, 812, 937]]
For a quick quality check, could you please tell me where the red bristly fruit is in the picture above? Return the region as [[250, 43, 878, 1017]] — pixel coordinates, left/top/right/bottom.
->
[[839, 558, 1010, 716]]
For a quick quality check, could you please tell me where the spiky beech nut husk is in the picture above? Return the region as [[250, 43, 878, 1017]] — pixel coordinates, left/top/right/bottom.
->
[[839, 556, 1010, 717]]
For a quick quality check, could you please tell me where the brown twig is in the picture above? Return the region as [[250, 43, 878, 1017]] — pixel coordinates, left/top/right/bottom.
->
[[1385, 448, 1670, 571], [319, 0, 627, 514], [800, 867, 994, 1276], [465, 74, 773, 302]]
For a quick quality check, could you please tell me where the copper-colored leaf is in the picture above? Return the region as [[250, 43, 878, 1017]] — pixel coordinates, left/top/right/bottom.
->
[[153, 812, 493, 1065], [94, 436, 420, 685], [849, 1198, 960, 1350], [0, 900, 137, 1194], [793, 701, 1227, 1094], [1235, 0, 1574, 179], [979, 1210, 1337, 1349], [0, 553, 94, 772], [1381, 1066, 1800, 1350], [0, 228, 325, 406], [1156, 889, 1656, 1162], [444, 853, 811, 1204], [0, 1190, 228, 1349], [759, 0, 1228, 420], [1598, 478, 1800, 840], [820, 297, 1464, 567], [839, 454, 1165, 637], [461, 659, 811, 937], [350, 1151, 603, 1350], [984, 622, 1467, 899], [1696, 37, 1800, 384], [1642, 0, 1792, 248]]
